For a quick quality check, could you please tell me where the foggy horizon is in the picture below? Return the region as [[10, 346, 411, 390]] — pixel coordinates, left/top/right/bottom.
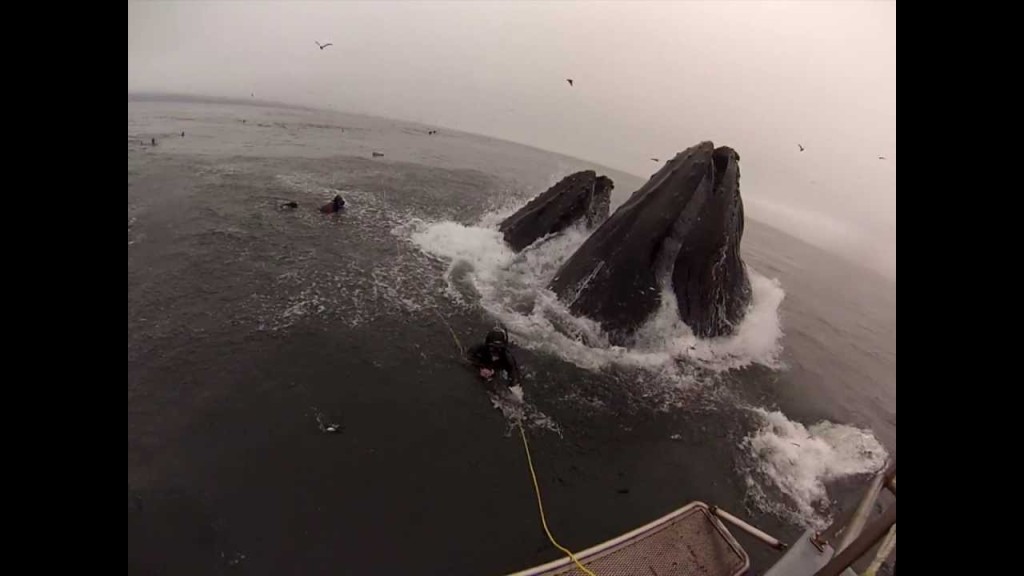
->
[[129, 1, 896, 278]]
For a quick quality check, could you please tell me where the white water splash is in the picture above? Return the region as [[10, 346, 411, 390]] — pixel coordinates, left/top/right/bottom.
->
[[740, 408, 889, 529], [406, 214, 785, 377]]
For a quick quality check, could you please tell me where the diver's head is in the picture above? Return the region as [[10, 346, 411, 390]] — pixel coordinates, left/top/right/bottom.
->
[[485, 328, 508, 351]]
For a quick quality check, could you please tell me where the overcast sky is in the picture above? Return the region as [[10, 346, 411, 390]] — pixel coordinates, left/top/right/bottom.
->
[[128, 1, 896, 278]]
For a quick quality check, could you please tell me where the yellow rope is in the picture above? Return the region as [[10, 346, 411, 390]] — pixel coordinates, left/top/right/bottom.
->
[[434, 311, 465, 355], [518, 423, 597, 576], [434, 313, 593, 574]]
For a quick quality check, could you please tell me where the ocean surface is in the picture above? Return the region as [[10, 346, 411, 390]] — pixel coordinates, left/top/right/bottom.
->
[[128, 98, 896, 575]]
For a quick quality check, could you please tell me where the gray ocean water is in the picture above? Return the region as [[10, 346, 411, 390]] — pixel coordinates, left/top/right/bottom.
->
[[128, 98, 895, 575]]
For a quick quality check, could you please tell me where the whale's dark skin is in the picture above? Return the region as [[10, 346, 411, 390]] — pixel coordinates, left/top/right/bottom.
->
[[549, 142, 751, 342], [499, 171, 614, 253]]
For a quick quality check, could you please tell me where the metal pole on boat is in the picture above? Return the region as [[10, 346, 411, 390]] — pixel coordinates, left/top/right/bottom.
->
[[710, 506, 788, 551], [863, 525, 897, 576], [812, 459, 894, 551], [814, 502, 896, 576], [835, 459, 894, 554]]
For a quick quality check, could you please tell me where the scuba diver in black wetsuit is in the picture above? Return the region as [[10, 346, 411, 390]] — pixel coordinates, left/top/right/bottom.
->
[[467, 328, 521, 387]]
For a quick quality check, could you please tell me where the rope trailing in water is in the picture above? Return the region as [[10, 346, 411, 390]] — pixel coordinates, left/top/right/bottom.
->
[[517, 422, 597, 576], [434, 312, 593, 573], [434, 310, 465, 355]]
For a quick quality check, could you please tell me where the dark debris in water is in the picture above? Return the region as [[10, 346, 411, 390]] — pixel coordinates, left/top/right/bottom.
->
[[313, 408, 344, 434], [222, 552, 247, 568]]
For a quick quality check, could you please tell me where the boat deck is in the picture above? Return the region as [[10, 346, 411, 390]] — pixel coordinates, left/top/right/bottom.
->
[[509, 502, 749, 576]]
